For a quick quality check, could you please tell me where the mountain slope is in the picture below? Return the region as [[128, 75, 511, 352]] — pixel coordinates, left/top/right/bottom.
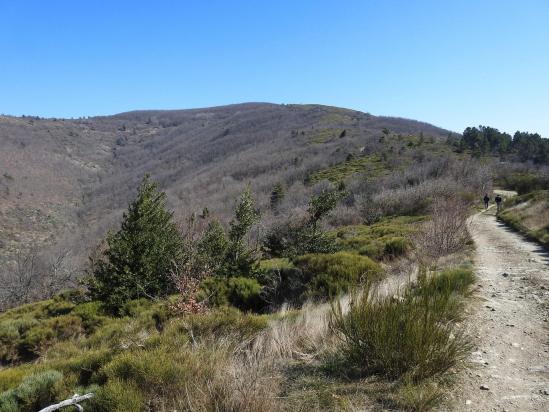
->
[[0, 103, 453, 265]]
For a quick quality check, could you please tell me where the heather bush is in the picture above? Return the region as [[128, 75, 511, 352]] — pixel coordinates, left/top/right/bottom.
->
[[294, 252, 382, 299], [0, 370, 63, 412], [383, 236, 411, 258], [333, 217, 419, 260], [329, 268, 474, 382], [91, 379, 144, 412], [199, 276, 264, 311]]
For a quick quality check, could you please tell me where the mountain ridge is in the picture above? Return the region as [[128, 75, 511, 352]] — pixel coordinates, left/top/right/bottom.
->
[[0, 102, 454, 266]]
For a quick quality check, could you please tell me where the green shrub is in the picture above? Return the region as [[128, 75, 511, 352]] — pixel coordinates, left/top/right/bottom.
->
[[411, 268, 475, 322], [259, 258, 294, 271], [0, 322, 21, 364], [226, 277, 263, 311], [334, 218, 420, 259], [45, 300, 75, 317], [0, 390, 18, 412], [357, 241, 385, 259], [0, 370, 63, 411], [416, 267, 475, 299], [330, 269, 473, 382], [383, 237, 411, 258], [499, 172, 549, 194], [53, 289, 88, 304], [174, 307, 269, 340], [71, 302, 107, 332], [119, 298, 153, 317], [294, 252, 382, 299], [91, 379, 144, 412], [54, 348, 114, 386], [102, 349, 185, 391], [256, 267, 309, 307], [18, 316, 83, 359], [0, 368, 28, 393], [99, 347, 219, 409], [391, 380, 445, 411], [199, 277, 263, 311]]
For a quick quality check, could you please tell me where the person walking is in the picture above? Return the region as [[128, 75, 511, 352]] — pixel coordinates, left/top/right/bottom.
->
[[495, 194, 503, 213], [483, 193, 490, 209]]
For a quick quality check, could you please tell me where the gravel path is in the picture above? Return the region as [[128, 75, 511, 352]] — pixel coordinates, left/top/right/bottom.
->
[[450, 208, 549, 411]]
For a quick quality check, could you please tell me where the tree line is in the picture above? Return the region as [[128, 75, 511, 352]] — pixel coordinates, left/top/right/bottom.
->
[[457, 125, 549, 164]]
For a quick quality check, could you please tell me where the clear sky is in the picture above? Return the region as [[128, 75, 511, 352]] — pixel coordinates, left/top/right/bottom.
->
[[1, 0, 548, 135]]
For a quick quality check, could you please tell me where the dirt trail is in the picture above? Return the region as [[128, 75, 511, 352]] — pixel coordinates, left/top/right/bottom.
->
[[450, 206, 549, 411]]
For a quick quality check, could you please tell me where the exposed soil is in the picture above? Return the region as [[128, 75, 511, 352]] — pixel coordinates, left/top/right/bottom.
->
[[449, 205, 549, 411]]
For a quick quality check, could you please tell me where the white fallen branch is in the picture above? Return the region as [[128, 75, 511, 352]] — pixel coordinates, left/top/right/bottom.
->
[[38, 393, 94, 412]]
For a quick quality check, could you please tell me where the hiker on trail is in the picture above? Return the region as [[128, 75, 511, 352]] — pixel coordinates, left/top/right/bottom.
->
[[483, 194, 490, 209], [495, 194, 503, 213]]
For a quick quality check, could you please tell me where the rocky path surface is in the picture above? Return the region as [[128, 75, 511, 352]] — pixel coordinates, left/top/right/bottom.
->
[[450, 207, 549, 411]]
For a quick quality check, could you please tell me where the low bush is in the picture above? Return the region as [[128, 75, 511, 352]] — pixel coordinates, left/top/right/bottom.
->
[[45, 300, 75, 317], [0, 370, 63, 412], [259, 258, 294, 271], [499, 172, 549, 195], [168, 307, 269, 341], [71, 301, 107, 332], [96, 346, 221, 410], [390, 379, 445, 411], [383, 236, 411, 258], [91, 379, 144, 412], [46, 347, 115, 386], [199, 277, 264, 311], [334, 217, 420, 260], [18, 315, 83, 360], [256, 267, 309, 308], [413, 267, 476, 322], [0, 368, 28, 393], [329, 268, 474, 382], [294, 252, 382, 299]]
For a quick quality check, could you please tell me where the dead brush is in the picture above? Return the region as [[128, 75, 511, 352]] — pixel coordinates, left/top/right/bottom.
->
[[414, 197, 472, 263]]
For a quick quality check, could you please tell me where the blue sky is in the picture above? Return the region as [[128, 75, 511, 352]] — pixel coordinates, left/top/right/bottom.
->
[[1, 0, 548, 135]]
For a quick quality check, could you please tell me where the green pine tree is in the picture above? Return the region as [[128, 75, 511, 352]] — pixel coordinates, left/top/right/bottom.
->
[[270, 182, 285, 211], [86, 175, 183, 312], [222, 186, 261, 277]]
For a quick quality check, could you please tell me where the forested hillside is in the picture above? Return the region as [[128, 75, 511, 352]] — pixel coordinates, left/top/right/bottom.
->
[[0, 103, 452, 273]]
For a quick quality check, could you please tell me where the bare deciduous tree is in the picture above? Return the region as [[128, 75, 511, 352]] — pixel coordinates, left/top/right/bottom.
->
[[415, 198, 471, 262], [0, 249, 75, 311], [170, 216, 212, 314]]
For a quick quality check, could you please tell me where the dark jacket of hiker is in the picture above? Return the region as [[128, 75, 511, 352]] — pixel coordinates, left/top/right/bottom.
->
[[495, 195, 502, 204]]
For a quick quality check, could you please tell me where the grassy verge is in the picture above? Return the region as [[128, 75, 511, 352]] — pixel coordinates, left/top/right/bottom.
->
[[498, 190, 549, 248]]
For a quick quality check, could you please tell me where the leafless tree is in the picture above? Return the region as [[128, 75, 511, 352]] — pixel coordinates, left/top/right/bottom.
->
[[414, 198, 471, 262], [0, 248, 75, 311], [170, 216, 212, 314]]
